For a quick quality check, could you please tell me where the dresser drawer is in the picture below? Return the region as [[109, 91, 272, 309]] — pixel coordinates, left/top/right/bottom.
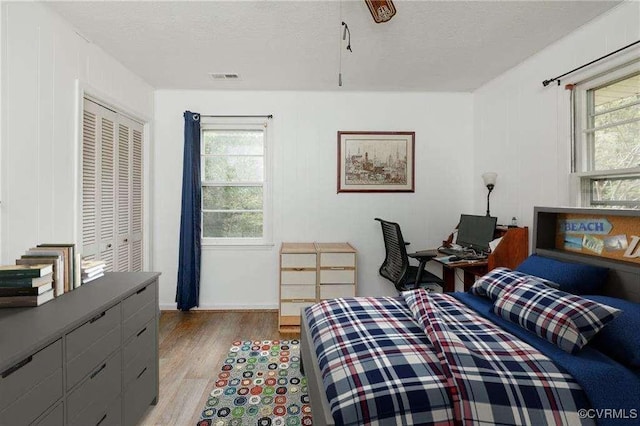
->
[[123, 281, 156, 321], [67, 323, 121, 390], [33, 402, 63, 426], [0, 339, 62, 411], [281, 285, 316, 300], [281, 301, 315, 317], [123, 297, 155, 343], [320, 252, 355, 267], [0, 367, 62, 426], [66, 303, 121, 362], [67, 350, 121, 424], [123, 360, 156, 426], [70, 395, 121, 426], [320, 269, 355, 284], [281, 270, 316, 285], [124, 319, 155, 388], [281, 253, 316, 268], [320, 284, 356, 299]]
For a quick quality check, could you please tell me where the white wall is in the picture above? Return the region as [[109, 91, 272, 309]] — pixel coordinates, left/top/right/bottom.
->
[[0, 3, 154, 264], [473, 1, 640, 232], [154, 91, 474, 309]]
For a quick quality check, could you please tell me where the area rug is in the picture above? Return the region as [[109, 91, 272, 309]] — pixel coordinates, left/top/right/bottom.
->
[[197, 339, 313, 426]]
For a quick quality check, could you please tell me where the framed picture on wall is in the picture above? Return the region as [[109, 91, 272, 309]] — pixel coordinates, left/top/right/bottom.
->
[[337, 131, 415, 193]]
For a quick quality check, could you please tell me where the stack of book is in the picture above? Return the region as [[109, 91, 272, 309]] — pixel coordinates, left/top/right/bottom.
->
[[0, 264, 55, 307], [81, 260, 106, 284], [17, 243, 80, 296]]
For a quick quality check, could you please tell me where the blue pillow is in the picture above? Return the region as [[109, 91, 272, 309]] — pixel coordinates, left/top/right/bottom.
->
[[585, 295, 640, 368], [516, 254, 608, 294]]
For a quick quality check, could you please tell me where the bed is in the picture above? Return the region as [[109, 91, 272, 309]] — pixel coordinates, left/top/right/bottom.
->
[[300, 207, 640, 425]]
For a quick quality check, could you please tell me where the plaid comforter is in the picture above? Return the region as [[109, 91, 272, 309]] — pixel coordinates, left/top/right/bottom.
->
[[305, 292, 593, 426]]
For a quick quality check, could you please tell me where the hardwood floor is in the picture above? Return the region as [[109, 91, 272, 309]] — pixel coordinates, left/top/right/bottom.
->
[[139, 310, 297, 426]]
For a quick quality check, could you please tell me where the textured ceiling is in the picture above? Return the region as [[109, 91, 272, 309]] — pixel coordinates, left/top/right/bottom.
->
[[47, 1, 623, 91]]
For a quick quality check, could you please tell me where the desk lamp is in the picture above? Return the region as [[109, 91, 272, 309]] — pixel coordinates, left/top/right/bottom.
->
[[482, 172, 497, 216]]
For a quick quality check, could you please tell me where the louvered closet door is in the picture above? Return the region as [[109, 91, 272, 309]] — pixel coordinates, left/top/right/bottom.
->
[[82, 99, 117, 269], [82, 98, 144, 272]]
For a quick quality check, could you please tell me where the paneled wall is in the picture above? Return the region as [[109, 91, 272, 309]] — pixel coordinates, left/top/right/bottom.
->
[[0, 2, 154, 264], [473, 1, 639, 231], [154, 91, 475, 308]]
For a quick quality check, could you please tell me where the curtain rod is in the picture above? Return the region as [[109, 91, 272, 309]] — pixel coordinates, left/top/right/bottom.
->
[[200, 114, 273, 119], [542, 40, 640, 87]]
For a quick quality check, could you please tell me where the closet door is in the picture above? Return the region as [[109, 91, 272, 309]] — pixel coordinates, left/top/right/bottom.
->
[[82, 98, 143, 272], [82, 99, 117, 269]]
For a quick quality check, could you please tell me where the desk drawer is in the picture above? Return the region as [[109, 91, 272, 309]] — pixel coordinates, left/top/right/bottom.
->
[[123, 281, 155, 321], [67, 323, 121, 390], [281, 285, 316, 300], [70, 395, 121, 426], [33, 402, 63, 426], [320, 284, 355, 299], [280, 301, 315, 317], [320, 253, 355, 267], [0, 339, 62, 411], [124, 319, 155, 388], [281, 253, 316, 269], [0, 367, 62, 426], [281, 271, 316, 285], [66, 303, 121, 362], [123, 360, 156, 426], [123, 298, 155, 343], [67, 350, 121, 424], [319, 269, 354, 284]]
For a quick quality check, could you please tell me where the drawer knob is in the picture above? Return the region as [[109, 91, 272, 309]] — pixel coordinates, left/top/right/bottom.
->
[[90, 363, 107, 379], [1, 355, 33, 378], [136, 286, 147, 294], [137, 367, 148, 379], [89, 311, 106, 323], [96, 414, 108, 426], [136, 327, 147, 337]]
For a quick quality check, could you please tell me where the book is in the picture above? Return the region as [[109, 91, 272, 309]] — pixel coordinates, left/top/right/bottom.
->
[[0, 283, 53, 296], [82, 272, 104, 284], [0, 288, 55, 307], [0, 273, 53, 288], [38, 244, 77, 289], [26, 247, 69, 293], [0, 264, 53, 278], [81, 259, 106, 275], [17, 256, 64, 297], [82, 268, 104, 279]]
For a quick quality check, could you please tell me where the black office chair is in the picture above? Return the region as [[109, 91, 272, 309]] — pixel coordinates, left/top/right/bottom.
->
[[375, 218, 445, 292]]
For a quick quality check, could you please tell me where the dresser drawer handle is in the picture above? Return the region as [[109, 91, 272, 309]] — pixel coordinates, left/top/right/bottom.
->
[[89, 311, 106, 323], [136, 286, 147, 294], [136, 367, 148, 379], [96, 414, 107, 426], [136, 327, 147, 337], [90, 363, 107, 379], [293, 268, 304, 271], [329, 267, 346, 270], [1, 355, 33, 378]]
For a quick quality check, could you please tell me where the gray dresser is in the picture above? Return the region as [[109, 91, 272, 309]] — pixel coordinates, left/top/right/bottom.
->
[[0, 272, 160, 426]]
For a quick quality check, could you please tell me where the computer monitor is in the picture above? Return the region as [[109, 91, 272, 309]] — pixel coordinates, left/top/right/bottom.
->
[[456, 214, 497, 253]]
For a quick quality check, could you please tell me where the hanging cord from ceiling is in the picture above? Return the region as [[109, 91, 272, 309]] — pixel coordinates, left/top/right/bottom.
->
[[339, 21, 353, 87]]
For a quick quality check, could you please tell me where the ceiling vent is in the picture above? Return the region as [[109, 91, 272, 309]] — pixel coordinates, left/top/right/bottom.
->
[[209, 73, 241, 81]]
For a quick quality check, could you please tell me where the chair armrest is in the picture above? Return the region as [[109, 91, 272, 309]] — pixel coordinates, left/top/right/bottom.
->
[[408, 250, 438, 261]]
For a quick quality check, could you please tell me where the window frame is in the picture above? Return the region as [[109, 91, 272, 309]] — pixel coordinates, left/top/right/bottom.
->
[[200, 118, 273, 247], [571, 59, 640, 208]]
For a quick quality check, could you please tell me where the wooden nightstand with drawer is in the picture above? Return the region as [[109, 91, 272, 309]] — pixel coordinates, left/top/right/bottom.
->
[[316, 243, 357, 300], [279, 243, 318, 333]]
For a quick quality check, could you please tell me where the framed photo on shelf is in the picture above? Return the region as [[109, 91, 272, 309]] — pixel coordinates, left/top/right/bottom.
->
[[337, 131, 415, 193]]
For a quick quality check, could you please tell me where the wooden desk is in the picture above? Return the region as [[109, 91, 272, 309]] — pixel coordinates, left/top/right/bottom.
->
[[434, 226, 529, 292]]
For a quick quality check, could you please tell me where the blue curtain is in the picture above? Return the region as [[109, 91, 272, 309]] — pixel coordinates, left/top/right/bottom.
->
[[176, 111, 201, 311]]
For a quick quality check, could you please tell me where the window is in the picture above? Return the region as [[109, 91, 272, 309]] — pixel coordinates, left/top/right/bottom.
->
[[201, 119, 271, 245], [573, 61, 640, 208]]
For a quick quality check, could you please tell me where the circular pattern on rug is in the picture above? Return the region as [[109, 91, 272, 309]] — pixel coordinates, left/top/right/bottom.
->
[[197, 340, 312, 426]]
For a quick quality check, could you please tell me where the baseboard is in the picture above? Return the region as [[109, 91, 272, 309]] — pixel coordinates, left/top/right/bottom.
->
[[159, 303, 278, 311]]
